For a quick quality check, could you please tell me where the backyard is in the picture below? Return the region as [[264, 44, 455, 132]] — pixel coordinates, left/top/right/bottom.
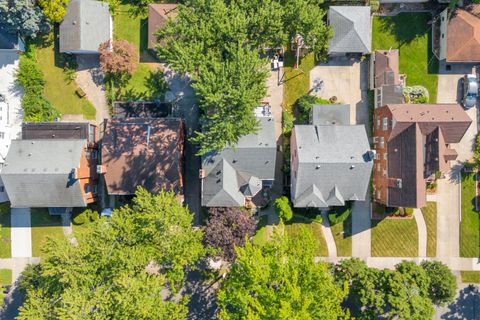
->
[[372, 13, 438, 103], [421, 202, 437, 257], [31, 208, 64, 258], [0, 203, 10, 258], [371, 217, 418, 257], [283, 52, 316, 115], [35, 34, 96, 120], [460, 172, 480, 257]]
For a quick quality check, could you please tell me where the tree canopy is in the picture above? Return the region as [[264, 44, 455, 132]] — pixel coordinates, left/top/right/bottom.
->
[[0, 0, 51, 38], [38, 0, 69, 23], [99, 40, 139, 78], [157, 0, 331, 155], [17, 188, 205, 319], [217, 226, 347, 319]]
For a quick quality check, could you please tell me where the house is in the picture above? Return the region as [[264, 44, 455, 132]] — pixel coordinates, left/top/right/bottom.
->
[[0, 27, 24, 53], [373, 104, 472, 209], [1, 138, 99, 208], [59, 0, 112, 54], [101, 118, 184, 199], [290, 124, 373, 208], [371, 50, 405, 108], [328, 6, 371, 56], [200, 114, 276, 207], [310, 104, 351, 126], [436, 6, 480, 63], [148, 3, 177, 49]]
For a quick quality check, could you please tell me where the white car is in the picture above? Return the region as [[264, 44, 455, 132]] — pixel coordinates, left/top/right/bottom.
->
[[462, 74, 478, 109]]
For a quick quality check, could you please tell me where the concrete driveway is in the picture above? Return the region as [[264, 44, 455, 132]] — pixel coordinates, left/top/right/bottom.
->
[[436, 74, 463, 104], [10, 208, 32, 258], [309, 58, 369, 127]]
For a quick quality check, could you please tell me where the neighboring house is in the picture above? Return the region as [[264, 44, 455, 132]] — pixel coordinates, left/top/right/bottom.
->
[[59, 0, 112, 54], [0, 27, 24, 53], [148, 3, 177, 49], [328, 6, 371, 56], [200, 114, 276, 207], [373, 104, 472, 209], [435, 6, 480, 63], [310, 104, 350, 126], [290, 123, 373, 208], [371, 50, 405, 108], [101, 118, 184, 200]]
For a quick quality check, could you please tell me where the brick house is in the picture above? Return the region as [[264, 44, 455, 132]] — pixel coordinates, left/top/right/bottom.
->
[[372, 104, 471, 209]]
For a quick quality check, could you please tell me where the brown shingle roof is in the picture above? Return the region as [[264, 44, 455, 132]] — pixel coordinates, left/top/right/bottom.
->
[[148, 3, 177, 49], [22, 122, 97, 142], [101, 118, 184, 195], [374, 50, 400, 88], [447, 7, 480, 62]]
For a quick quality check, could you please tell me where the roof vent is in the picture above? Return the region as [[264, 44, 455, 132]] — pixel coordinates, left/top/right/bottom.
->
[[316, 165, 321, 169], [350, 165, 355, 170], [73, 21, 77, 25]]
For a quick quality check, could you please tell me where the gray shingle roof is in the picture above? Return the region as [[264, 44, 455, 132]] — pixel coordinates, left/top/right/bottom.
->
[[310, 104, 350, 125], [59, 0, 111, 53], [1, 140, 87, 208], [328, 6, 371, 54], [201, 116, 276, 207], [291, 125, 373, 208]]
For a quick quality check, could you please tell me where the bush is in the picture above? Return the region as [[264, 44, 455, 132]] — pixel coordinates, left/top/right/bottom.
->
[[283, 111, 294, 136], [370, 0, 380, 12], [73, 212, 87, 225], [404, 86, 429, 104], [72, 209, 98, 225], [274, 196, 293, 221], [328, 205, 352, 226], [314, 214, 323, 223], [404, 207, 414, 217]]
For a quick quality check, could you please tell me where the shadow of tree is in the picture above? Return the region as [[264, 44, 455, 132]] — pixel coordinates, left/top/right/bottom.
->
[[441, 286, 480, 319]]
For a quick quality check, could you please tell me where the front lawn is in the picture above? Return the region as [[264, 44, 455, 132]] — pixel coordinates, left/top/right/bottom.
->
[[460, 172, 480, 257], [371, 218, 418, 257], [283, 52, 316, 115], [35, 35, 96, 119], [0, 269, 12, 285], [252, 215, 269, 246], [421, 202, 437, 257], [461, 271, 480, 284], [31, 209, 65, 258], [372, 13, 438, 103], [0, 203, 11, 258], [284, 215, 328, 256], [329, 206, 352, 257]]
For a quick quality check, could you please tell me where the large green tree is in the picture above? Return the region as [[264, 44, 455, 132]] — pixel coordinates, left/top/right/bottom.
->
[[420, 260, 457, 306], [17, 188, 205, 319], [217, 227, 347, 319]]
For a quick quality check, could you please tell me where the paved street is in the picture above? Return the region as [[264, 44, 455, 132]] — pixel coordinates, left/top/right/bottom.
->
[[10, 208, 32, 258]]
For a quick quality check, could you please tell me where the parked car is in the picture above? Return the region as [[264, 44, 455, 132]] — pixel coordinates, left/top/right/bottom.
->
[[462, 74, 478, 109]]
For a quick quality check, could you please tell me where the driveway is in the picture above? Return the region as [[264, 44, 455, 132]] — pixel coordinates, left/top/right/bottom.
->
[[10, 208, 32, 258], [351, 195, 372, 258], [309, 58, 369, 127]]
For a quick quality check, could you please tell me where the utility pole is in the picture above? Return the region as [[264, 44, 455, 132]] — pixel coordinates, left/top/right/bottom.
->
[[294, 34, 304, 70]]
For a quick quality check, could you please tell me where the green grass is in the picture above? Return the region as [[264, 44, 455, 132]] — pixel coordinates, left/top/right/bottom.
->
[[31, 208, 65, 258], [284, 215, 328, 256], [252, 215, 269, 246], [0, 203, 10, 258], [35, 35, 96, 120], [372, 218, 418, 257], [283, 53, 316, 115], [460, 172, 480, 258], [421, 202, 437, 257], [372, 13, 438, 103], [0, 269, 12, 285], [461, 271, 480, 284], [330, 211, 352, 257]]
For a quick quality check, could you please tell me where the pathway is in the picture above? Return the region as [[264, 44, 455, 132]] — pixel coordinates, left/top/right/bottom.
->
[[413, 209, 427, 257], [75, 55, 110, 126], [10, 208, 31, 259], [320, 210, 337, 257], [436, 173, 460, 258], [351, 196, 372, 258]]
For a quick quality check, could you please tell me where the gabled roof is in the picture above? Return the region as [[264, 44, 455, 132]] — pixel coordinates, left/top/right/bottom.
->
[[310, 104, 350, 126], [59, 0, 111, 53], [446, 7, 480, 62], [1, 140, 87, 208], [291, 125, 373, 208], [201, 116, 276, 207], [148, 3, 177, 49], [328, 6, 371, 54], [101, 118, 184, 195]]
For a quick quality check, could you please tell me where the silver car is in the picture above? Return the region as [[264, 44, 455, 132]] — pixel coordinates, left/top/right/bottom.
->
[[462, 74, 478, 109]]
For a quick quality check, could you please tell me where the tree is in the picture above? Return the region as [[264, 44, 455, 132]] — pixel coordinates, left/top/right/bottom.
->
[[274, 196, 293, 221], [204, 207, 256, 262], [217, 227, 347, 319], [17, 188, 205, 319], [99, 40, 138, 78], [38, 0, 68, 23], [421, 260, 457, 306], [0, 0, 51, 38]]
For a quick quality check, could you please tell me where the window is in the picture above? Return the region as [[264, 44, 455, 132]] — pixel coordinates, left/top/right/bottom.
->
[[85, 151, 91, 160], [0, 186, 4, 192], [92, 184, 98, 194], [383, 153, 388, 160], [376, 118, 380, 128], [0, 132, 5, 139], [383, 169, 387, 177], [379, 137, 384, 149], [382, 117, 388, 131], [374, 153, 379, 160], [84, 184, 91, 193], [372, 136, 378, 143], [91, 151, 98, 159], [376, 190, 381, 199]]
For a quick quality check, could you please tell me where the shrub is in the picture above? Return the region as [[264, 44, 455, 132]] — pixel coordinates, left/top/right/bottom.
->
[[72, 209, 98, 225], [73, 212, 87, 225], [328, 205, 352, 226], [314, 214, 323, 223], [274, 196, 293, 221], [370, 0, 380, 12], [404, 207, 414, 217], [283, 111, 294, 136]]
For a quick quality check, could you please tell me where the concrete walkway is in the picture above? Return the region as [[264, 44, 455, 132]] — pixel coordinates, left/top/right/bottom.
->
[[320, 211, 337, 257], [10, 208, 31, 258], [0, 258, 40, 282], [351, 196, 372, 258], [413, 209, 427, 257]]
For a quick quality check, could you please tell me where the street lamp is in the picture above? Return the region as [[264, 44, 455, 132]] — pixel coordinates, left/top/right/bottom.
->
[[294, 34, 304, 70]]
